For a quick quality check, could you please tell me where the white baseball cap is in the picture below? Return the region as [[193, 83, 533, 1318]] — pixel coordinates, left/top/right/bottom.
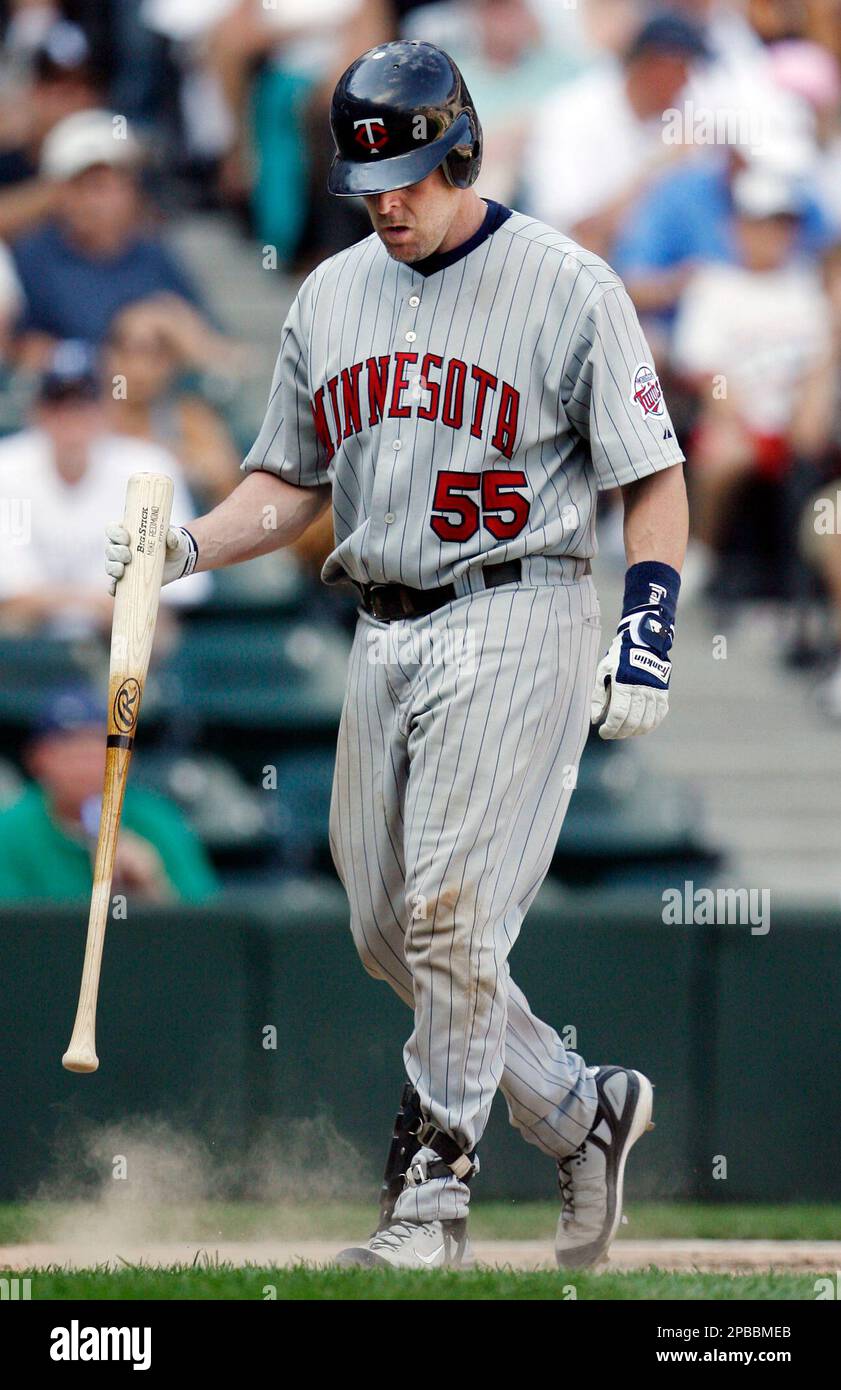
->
[[732, 167, 805, 220], [40, 109, 142, 181]]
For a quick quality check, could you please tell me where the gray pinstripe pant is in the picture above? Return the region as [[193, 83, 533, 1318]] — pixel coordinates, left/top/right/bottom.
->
[[329, 569, 602, 1222]]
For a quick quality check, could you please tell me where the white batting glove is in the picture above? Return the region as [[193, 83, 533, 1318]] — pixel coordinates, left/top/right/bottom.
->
[[590, 633, 670, 740], [105, 523, 199, 596], [591, 561, 680, 741]]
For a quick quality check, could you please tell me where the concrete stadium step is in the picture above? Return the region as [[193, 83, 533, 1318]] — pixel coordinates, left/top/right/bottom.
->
[[731, 861, 840, 898], [165, 212, 299, 436], [167, 212, 296, 336]]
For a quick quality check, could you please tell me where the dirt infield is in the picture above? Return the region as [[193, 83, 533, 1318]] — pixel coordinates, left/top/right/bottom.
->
[[3, 1238, 840, 1273]]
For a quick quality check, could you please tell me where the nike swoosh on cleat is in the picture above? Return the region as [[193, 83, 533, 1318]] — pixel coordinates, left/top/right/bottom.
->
[[415, 1245, 444, 1265]]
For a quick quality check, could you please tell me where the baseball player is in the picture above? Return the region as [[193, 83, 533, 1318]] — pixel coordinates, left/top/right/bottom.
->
[[106, 41, 688, 1270]]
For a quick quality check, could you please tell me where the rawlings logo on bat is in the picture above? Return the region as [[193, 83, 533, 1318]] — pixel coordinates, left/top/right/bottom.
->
[[113, 677, 141, 734]]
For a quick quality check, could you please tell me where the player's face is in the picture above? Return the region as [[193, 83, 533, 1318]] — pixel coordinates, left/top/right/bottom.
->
[[363, 170, 462, 264]]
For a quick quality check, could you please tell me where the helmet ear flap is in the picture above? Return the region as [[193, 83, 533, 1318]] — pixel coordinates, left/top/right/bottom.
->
[[441, 155, 459, 189], [443, 111, 482, 189]]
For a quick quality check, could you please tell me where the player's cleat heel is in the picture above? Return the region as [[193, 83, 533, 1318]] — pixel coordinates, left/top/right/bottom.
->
[[555, 1066, 654, 1269]]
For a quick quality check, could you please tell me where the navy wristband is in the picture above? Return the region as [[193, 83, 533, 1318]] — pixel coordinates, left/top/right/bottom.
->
[[622, 561, 681, 627], [621, 561, 680, 659]]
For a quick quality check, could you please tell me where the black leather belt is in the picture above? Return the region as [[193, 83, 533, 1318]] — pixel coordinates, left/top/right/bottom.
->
[[357, 559, 522, 622]]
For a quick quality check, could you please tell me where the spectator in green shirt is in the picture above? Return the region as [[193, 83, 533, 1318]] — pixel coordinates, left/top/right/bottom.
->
[[0, 688, 217, 903]]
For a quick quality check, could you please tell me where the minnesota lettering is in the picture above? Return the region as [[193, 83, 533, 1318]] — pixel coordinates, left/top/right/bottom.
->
[[311, 353, 521, 462]]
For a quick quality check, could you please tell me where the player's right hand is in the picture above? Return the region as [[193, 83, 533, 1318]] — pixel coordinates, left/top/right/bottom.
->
[[105, 523, 197, 595]]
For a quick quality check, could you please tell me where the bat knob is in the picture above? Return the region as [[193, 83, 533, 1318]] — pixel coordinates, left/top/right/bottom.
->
[[62, 1045, 99, 1074]]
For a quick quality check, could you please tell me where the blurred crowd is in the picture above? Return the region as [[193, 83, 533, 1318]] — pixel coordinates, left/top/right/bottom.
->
[[1, 0, 840, 903]]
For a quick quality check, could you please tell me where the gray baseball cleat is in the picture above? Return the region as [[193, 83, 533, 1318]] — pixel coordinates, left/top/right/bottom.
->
[[335, 1218, 473, 1269], [555, 1065, 654, 1269]]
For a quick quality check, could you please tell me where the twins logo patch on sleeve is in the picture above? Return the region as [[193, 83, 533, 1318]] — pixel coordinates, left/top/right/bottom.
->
[[631, 362, 665, 419]]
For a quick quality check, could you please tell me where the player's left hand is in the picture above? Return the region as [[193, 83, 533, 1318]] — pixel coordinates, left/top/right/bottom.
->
[[590, 612, 672, 740]]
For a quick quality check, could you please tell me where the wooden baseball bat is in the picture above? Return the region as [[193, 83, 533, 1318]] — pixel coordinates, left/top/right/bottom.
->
[[62, 472, 174, 1073]]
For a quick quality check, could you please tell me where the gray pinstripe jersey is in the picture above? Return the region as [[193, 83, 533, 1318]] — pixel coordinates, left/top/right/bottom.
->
[[243, 207, 684, 590]]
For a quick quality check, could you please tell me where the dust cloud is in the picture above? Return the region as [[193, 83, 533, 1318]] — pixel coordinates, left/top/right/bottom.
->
[[28, 1114, 370, 1253]]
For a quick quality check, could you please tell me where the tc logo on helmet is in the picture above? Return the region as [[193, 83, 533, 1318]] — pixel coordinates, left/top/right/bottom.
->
[[354, 118, 389, 152]]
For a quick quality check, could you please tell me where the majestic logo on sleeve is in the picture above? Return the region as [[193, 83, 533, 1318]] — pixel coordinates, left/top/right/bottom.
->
[[631, 363, 664, 419], [354, 118, 388, 152], [310, 353, 521, 463]]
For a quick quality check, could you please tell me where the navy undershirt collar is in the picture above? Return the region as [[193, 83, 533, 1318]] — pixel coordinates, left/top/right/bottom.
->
[[409, 199, 513, 278]]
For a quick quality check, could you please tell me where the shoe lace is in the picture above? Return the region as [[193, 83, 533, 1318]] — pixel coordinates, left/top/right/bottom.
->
[[558, 1142, 588, 1222], [369, 1220, 434, 1253]]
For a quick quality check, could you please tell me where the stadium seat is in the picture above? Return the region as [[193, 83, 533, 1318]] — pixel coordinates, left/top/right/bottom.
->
[[183, 550, 310, 620], [0, 635, 105, 730], [130, 751, 272, 855], [162, 617, 350, 735], [267, 746, 337, 873]]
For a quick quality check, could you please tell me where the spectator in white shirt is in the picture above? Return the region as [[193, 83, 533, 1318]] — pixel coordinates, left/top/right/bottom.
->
[[0, 339, 208, 635], [523, 11, 711, 258], [672, 166, 833, 568]]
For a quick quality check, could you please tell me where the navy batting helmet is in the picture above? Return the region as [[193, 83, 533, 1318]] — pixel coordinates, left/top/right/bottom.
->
[[328, 40, 483, 197]]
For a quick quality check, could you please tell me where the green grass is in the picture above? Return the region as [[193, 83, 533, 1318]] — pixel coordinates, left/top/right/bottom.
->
[[4, 1201, 838, 1300], [1, 1200, 839, 1245], [8, 1265, 829, 1301]]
